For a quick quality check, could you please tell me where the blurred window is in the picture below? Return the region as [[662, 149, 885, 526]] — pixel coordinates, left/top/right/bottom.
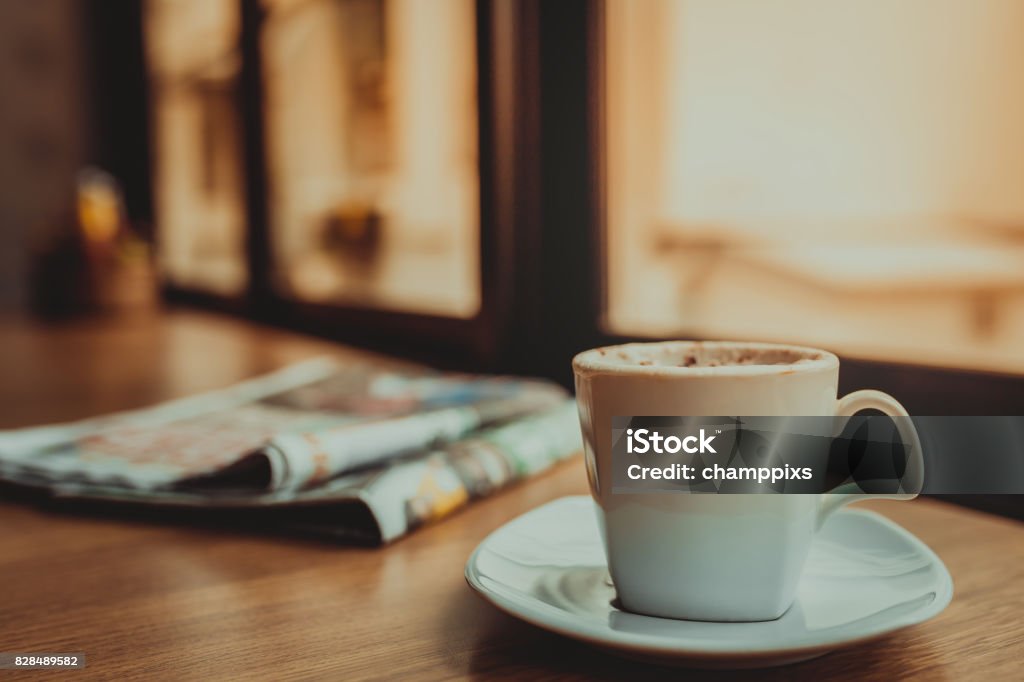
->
[[605, 0, 1024, 374], [145, 0, 248, 295], [261, 0, 480, 318]]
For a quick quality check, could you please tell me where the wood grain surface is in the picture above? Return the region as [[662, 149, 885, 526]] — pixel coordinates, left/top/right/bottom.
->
[[0, 310, 1021, 680]]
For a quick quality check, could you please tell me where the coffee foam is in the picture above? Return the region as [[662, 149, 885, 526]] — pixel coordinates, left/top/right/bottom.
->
[[573, 341, 836, 376]]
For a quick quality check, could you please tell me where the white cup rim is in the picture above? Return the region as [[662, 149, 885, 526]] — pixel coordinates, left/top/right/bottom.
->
[[572, 340, 839, 378]]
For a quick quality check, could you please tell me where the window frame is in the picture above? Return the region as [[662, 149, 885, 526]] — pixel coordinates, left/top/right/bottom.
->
[[160, 0, 529, 370], [151, 0, 1024, 417]]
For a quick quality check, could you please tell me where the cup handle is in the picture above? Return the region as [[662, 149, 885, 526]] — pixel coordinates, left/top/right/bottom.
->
[[817, 389, 923, 528]]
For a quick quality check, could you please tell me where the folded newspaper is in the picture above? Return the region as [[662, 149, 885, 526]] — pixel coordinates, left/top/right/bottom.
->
[[0, 358, 581, 544]]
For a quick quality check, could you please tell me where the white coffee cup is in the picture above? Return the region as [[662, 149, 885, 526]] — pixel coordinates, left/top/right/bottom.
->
[[572, 341, 922, 622]]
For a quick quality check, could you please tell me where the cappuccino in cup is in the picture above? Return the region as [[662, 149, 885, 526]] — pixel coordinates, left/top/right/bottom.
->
[[573, 341, 922, 622]]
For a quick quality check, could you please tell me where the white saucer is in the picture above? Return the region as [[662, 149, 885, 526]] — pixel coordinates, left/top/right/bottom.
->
[[465, 496, 952, 669]]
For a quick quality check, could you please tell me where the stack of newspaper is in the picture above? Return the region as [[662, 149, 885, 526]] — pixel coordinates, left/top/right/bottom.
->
[[0, 358, 581, 544]]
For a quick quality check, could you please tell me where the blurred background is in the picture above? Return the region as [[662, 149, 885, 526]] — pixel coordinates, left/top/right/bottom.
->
[[3, 0, 1024, 412]]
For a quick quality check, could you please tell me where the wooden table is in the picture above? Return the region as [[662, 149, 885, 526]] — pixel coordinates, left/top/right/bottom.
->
[[1, 310, 1022, 680]]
